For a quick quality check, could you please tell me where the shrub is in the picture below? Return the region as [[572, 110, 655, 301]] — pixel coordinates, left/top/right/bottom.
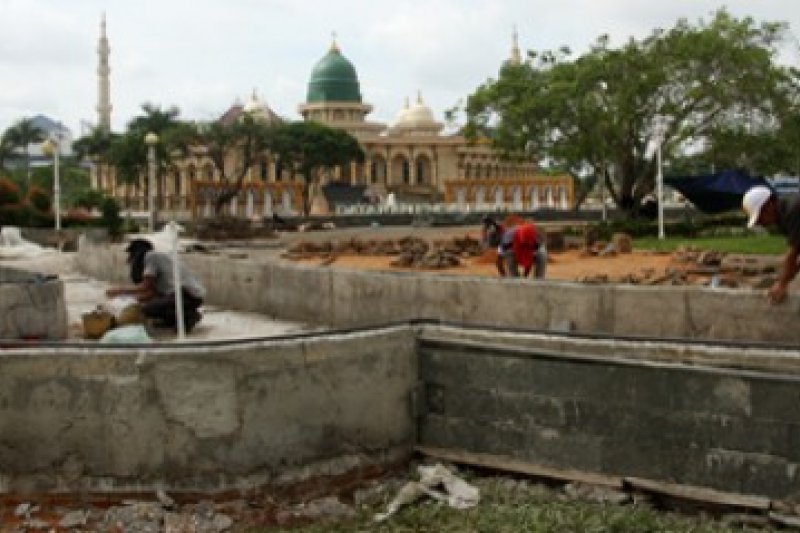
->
[[27, 186, 51, 213], [100, 197, 123, 238], [73, 189, 106, 210], [0, 177, 20, 206], [0, 203, 51, 227]]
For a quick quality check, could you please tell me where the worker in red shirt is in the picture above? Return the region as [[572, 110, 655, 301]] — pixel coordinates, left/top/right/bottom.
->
[[482, 217, 547, 278]]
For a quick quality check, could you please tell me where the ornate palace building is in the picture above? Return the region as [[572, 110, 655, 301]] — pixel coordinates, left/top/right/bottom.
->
[[91, 25, 573, 219]]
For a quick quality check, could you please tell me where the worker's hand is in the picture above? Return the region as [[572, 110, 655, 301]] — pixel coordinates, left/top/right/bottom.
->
[[768, 282, 788, 304]]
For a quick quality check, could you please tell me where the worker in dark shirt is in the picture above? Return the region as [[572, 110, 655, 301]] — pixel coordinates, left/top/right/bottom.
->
[[742, 185, 800, 303]]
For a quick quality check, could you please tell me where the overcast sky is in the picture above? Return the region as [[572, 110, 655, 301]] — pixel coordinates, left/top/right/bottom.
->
[[2, 0, 799, 137]]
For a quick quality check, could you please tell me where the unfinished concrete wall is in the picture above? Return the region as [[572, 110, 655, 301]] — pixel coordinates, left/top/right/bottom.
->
[[417, 326, 800, 500], [0, 265, 67, 340], [76, 239, 800, 343], [0, 326, 417, 492]]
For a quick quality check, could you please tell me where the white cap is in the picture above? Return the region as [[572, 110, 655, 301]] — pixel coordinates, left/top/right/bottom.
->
[[742, 185, 773, 228]]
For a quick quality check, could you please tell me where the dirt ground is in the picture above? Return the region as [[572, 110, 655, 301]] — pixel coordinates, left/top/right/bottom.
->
[[298, 249, 681, 281]]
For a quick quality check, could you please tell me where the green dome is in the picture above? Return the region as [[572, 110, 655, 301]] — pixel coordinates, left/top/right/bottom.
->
[[306, 45, 362, 103]]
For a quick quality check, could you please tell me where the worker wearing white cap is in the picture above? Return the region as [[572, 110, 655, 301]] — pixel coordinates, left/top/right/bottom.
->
[[742, 185, 800, 303]]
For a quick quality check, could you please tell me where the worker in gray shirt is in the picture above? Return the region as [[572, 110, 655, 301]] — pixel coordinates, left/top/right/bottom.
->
[[107, 238, 205, 332], [743, 185, 800, 303]]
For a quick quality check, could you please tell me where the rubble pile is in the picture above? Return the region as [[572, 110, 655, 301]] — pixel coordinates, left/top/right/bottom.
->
[[283, 235, 483, 269]]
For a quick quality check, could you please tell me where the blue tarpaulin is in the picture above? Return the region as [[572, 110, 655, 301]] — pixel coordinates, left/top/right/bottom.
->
[[664, 170, 771, 214]]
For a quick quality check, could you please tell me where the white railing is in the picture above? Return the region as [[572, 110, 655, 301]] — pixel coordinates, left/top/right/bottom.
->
[[334, 201, 570, 216]]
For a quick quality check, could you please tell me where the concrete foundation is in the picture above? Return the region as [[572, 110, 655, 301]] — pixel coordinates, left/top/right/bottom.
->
[[0, 326, 417, 493], [75, 239, 800, 344], [0, 265, 67, 340], [2, 323, 800, 501]]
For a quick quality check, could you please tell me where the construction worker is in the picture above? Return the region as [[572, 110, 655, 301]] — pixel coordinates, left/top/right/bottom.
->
[[742, 185, 800, 303], [106, 238, 205, 332], [482, 216, 547, 279]]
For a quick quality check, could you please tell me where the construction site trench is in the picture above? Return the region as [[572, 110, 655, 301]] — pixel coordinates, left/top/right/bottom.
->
[[1, 229, 800, 528]]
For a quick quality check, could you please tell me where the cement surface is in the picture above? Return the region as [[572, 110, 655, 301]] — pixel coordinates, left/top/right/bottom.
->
[[0, 251, 312, 341]]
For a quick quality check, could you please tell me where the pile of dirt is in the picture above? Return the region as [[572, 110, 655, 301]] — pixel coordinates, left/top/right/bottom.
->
[[283, 235, 483, 269]]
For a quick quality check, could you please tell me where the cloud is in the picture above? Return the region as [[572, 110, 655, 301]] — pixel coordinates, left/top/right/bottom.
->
[[0, 0, 798, 137]]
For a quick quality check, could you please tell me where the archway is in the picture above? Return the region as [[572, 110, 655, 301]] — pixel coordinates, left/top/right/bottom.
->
[[415, 154, 432, 185], [391, 155, 410, 184]]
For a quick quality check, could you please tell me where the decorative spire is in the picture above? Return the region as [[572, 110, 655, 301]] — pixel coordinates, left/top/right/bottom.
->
[[96, 13, 112, 132], [509, 26, 522, 65], [417, 90, 424, 105], [330, 31, 339, 53], [404, 96, 410, 109]]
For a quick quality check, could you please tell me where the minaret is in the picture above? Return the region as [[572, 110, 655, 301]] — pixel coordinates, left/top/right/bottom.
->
[[96, 13, 112, 132], [509, 26, 522, 65]]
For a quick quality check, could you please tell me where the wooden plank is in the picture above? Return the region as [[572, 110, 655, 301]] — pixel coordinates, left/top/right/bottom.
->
[[625, 476, 770, 511], [415, 445, 623, 489], [415, 446, 773, 511]]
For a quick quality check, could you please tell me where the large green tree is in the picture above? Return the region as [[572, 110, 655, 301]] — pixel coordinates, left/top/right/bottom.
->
[[270, 121, 364, 216], [196, 113, 277, 214], [3, 118, 45, 188], [465, 10, 800, 216]]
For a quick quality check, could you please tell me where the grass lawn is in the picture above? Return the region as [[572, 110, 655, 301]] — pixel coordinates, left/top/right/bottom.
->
[[263, 477, 771, 532], [633, 233, 786, 255]]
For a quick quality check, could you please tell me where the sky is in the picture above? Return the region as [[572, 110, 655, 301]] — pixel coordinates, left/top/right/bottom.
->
[[1, 0, 799, 138]]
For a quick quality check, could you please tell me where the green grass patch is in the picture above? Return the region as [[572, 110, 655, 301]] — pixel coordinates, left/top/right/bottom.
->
[[259, 477, 771, 532], [633, 233, 786, 255]]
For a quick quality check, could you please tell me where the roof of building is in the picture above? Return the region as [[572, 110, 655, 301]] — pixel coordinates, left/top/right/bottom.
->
[[306, 41, 362, 104]]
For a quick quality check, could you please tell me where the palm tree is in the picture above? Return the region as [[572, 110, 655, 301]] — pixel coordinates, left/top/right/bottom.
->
[[0, 134, 15, 173], [4, 118, 45, 187]]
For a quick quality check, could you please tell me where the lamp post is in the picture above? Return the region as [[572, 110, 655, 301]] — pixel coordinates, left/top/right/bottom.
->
[[597, 81, 609, 223], [652, 117, 668, 240], [145, 132, 159, 233], [41, 134, 62, 233]]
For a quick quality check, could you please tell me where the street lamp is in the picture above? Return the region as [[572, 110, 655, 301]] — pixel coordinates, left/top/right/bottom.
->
[[651, 116, 669, 240], [145, 132, 159, 232], [41, 134, 62, 233]]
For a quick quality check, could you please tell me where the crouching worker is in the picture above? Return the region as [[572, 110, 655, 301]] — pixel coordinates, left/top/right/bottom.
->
[[106, 238, 206, 333], [482, 217, 547, 279]]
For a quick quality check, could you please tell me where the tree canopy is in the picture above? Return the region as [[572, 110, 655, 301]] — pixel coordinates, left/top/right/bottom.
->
[[464, 10, 800, 215], [195, 113, 277, 213], [270, 121, 364, 215]]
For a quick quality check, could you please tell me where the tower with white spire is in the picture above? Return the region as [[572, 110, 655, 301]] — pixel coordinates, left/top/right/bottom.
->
[[509, 26, 522, 65], [96, 14, 112, 132]]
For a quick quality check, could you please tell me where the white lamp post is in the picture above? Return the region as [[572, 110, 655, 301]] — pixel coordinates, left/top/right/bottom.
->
[[652, 117, 668, 240], [169, 220, 185, 340], [41, 135, 62, 233], [145, 132, 159, 233]]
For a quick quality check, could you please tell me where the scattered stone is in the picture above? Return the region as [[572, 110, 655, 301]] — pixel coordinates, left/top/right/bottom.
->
[[14, 502, 32, 517], [157, 488, 176, 509], [598, 242, 618, 257], [212, 513, 234, 531], [23, 518, 50, 530], [612, 233, 632, 254], [59, 509, 88, 528], [292, 496, 355, 522]]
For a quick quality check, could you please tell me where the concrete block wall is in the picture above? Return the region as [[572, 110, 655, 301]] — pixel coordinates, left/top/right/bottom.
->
[[0, 266, 67, 340], [417, 327, 800, 499], [76, 239, 800, 344], [0, 327, 418, 492]]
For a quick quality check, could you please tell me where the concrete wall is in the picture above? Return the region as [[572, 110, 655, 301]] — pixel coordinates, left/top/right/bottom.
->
[[417, 326, 800, 500], [0, 326, 418, 492], [0, 266, 67, 340], [3, 322, 800, 500], [76, 238, 800, 344]]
